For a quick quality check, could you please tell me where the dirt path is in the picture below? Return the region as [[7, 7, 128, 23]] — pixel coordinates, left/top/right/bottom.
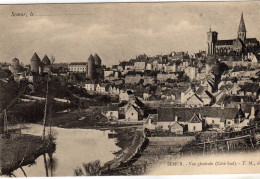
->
[[104, 130, 144, 170]]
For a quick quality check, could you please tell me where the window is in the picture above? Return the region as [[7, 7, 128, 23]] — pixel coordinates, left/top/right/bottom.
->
[[132, 113, 134, 116], [193, 126, 196, 131], [212, 120, 214, 124], [228, 121, 231, 124]]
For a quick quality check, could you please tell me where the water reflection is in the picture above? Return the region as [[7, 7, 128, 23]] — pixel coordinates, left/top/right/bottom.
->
[[13, 124, 121, 177]]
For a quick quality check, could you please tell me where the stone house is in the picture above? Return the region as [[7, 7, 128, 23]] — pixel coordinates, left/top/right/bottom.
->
[[85, 83, 96, 91]]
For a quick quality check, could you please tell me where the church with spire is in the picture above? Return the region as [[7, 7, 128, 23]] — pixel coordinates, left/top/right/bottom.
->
[[207, 13, 259, 56]]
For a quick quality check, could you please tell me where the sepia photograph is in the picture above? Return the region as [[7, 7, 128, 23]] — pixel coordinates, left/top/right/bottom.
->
[[0, 1, 260, 177]]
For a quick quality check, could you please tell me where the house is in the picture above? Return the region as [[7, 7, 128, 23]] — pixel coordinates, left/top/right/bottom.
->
[[134, 61, 146, 71], [186, 94, 204, 107], [181, 87, 195, 104], [96, 84, 109, 93], [153, 106, 248, 132], [102, 105, 119, 121], [119, 90, 134, 102], [156, 107, 181, 131], [184, 66, 196, 80], [170, 122, 183, 134], [68, 62, 87, 73], [156, 73, 178, 83], [188, 114, 203, 132], [104, 70, 114, 77], [201, 80, 214, 93], [143, 76, 156, 85], [146, 63, 153, 71], [239, 83, 260, 98], [85, 83, 96, 91], [143, 114, 158, 130], [125, 105, 143, 122], [165, 62, 177, 73], [196, 86, 214, 106], [229, 83, 241, 95], [143, 92, 151, 100], [108, 85, 120, 95], [125, 74, 142, 84]]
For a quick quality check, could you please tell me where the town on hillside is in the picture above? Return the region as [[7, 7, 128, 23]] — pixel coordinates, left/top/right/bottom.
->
[[1, 9, 260, 177]]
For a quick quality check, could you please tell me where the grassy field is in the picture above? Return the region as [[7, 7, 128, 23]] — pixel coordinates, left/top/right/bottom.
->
[[0, 134, 55, 176]]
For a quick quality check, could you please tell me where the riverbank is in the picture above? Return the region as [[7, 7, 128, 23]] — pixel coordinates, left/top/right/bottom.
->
[[103, 128, 144, 169], [0, 134, 55, 176], [131, 136, 195, 174], [47, 109, 142, 130]]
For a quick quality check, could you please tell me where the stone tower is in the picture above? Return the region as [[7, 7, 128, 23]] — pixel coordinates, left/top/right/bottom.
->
[[207, 28, 218, 55], [30, 52, 41, 73], [87, 54, 95, 79], [238, 12, 246, 43]]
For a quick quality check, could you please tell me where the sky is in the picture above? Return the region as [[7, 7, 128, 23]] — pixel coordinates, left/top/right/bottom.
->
[[0, 2, 260, 66]]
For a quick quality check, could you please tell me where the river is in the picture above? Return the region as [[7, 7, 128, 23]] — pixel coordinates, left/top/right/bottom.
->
[[13, 124, 121, 177]]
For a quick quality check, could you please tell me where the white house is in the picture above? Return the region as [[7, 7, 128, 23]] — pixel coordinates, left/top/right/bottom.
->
[[96, 84, 108, 93], [134, 61, 146, 71], [85, 83, 96, 91], [181, 87, 194, 104], [188, 114, 203, 132], [125, 105, 142, 122]]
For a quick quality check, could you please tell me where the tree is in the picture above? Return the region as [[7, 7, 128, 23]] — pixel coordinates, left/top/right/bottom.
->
[[74, 160, 102, 176]]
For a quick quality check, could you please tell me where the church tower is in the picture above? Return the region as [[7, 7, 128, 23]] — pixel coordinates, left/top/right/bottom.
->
[[207, 27, 218, 55], [238, 12, 246, 43]]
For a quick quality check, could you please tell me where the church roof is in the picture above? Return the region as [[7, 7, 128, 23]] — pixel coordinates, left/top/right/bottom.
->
[[238, 12, 246, 32], [245, 38, 259, 44], [31, 52, 41, 62], [216, 40, 234, 46]]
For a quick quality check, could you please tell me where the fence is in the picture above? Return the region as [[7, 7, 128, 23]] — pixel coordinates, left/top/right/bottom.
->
[[180, 124, 260, 156]]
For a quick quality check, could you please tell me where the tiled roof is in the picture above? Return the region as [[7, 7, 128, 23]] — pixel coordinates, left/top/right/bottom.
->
[[157, 107, 239, 123], [196, 86, 206, 95], [189, 114, 202, 123], [239, 83, 260, 92], [170, 122, 183, 129], [217, 94, 251, 105], [103, 104, 118, 111], [245, 38, 259, 44], [186, 94, 203, 103]]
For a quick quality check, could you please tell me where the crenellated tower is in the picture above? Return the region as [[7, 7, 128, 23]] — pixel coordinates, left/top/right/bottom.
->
[[207, 27, 218, 55]]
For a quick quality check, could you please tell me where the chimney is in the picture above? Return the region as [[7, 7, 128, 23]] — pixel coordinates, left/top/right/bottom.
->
[[250, 106, 255, 119], [198, 113, 202, 119], [221, 103, 225, 109], [241, 98, 244, 103], [175, 116, 178, 122]]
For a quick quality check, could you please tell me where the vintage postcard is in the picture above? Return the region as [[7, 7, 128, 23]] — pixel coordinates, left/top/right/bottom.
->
[[0, 1, 260, 177]]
